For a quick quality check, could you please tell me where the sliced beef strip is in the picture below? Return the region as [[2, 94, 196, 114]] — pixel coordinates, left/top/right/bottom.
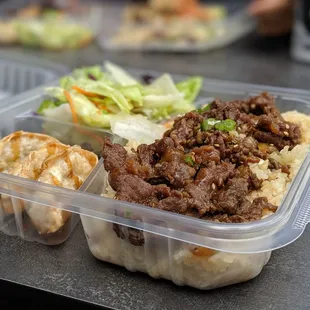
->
[[113, 224, 145, 246], [101, 93, 301, 246], [102, 139, 128, 172]]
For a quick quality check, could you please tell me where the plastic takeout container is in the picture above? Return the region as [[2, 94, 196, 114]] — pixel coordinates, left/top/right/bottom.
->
[[0, 89, 123, 245], [97, 0, 256, 52], [0, 54, 65, 101], [1, 69, 310, 287], [0, 174, 85, 245]]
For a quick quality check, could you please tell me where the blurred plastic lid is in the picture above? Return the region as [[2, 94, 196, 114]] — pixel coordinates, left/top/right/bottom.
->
[[0, 51, 68, 100]]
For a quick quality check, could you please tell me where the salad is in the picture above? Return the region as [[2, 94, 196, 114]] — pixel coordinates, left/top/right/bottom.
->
[[37, 62, 203, 143], [110, 1, 227, 47], [14, 20, 93, 50], [0, 3, 94, 49]]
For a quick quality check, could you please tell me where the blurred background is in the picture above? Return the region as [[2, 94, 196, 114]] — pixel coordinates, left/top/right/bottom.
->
[[0, 0, 306, 85]]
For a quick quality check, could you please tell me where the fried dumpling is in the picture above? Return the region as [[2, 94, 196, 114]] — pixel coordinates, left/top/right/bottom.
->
[[0, 131, 98, 235], [24, 146, 98, 234], [0, 131, 60, 173]]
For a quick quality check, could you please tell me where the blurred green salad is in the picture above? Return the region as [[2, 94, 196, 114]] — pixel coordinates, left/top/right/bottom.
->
[[14, 19, 93, 49], [37, 62, 203, 129]]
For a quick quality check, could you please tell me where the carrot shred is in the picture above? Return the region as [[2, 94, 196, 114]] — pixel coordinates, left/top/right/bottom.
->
[[63, 90, 104, 146], [64, 90, 78, 124], [89, 98, 110, 112], [72, 85, 105, 99]]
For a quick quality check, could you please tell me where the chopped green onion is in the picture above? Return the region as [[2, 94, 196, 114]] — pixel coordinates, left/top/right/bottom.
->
[[197, 103, 211, 114], [223, 119, 236, 131], [201, 118, 220, 131], [201, 118, 236, 132], [207, 118, 220, 126], [214, 122, 226, 131], [184, 155, 195, 166], [201, 120, 211, 131], [201, 103, 211, 112]]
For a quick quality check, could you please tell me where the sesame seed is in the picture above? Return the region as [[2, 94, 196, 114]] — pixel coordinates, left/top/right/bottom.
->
[[214, 144, 220, 147], [284, 131, 289, 136], [233, 144, 238, 148], [285, 124, 290, 129], [211, 183, 216, 190]]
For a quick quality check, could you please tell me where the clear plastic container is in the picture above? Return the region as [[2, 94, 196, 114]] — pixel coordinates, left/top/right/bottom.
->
[[0, 84, 124, 244], [1, 70, 310, 287], [0, 85, 125, 154], [0, 54, 65, 100], [97, 0, 256, 52], [0, 161, 98, 245]]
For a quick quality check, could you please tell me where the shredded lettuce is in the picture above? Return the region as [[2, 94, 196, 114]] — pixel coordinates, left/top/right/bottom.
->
[[15, 20, 93, 49], [148, 74, 180, 95], [176, 77, 203, 104], [75, 80, 133, 113], [38, 62, 203, 129], [110, 114, 166, 144], [72, 66, 103, 81], [45, 87, 67, 102], [37, 99, 57, 115], [66, 92, 118, 128], [42, 103, 73, 123], [104, 61, 138, 86]]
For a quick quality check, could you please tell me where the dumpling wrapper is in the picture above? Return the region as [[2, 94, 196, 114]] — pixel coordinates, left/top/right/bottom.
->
[[24, 146, 98, 234], [0, 131, 60, 173], [0, 132, 63, 215]]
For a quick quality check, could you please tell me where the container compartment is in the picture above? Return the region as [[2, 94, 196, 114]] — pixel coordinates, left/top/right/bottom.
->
[[0, 150, 101, 245], [79, 145, 308, 289], [82, 218, 271, 290], [0, 192, 79, 245], [76, 76, 310, 289]]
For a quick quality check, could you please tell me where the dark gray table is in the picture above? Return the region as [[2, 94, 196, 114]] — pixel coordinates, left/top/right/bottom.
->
[[1, 35, 310, 310]]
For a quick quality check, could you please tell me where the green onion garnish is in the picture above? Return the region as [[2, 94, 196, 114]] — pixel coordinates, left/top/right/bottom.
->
[[201, 118, 236, 132], [223, 119, 236, 131], [197, 103, 211, 113], [201, 118, 220, 131], [184, 155, 195, 166]]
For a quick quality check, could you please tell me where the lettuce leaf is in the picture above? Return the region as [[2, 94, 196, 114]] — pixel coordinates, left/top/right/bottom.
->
[[67, 92, 116, 128], [176, 77, 203, 104], [104, 61, 138, 86], [42, 103, 73, 123], [72, 66, 103, 81], [45, 87, 67, 102], [148, 74, 180, 95], [110, 114, 166, 144], [37, 99, 57, 115], [116, 85, 143, 107], [74, 80, 133, 113]]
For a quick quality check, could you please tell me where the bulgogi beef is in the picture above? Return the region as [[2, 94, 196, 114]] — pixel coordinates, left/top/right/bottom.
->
[[102, 93, 301, 245]]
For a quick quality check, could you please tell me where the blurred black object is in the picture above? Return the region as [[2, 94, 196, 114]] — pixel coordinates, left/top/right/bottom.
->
[[0, 280, 109, 310]]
